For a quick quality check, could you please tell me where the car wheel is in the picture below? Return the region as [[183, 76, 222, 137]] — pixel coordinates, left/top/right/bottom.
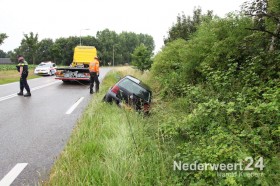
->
[[103, 94, 113, 103]]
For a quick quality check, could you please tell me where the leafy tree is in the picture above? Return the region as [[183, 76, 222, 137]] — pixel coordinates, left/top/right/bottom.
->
[[137, 33, 155, 54], [5, 29, 154, 66], [243, 0, 280, 51], [118, 32, 134, 64], [7, 51, 17, 62], [117, 32, 155, 65], [154, 15, 254, 96], [152, 39, 190, 96], [8, 48, 21, 63], [0, 33, 8, 45], [197, 15, 253, 73], [164, 7, 213, 44], [52, 37, 75, 66], [131, 43, 153, 72], [96, 29, 118, 65], [80, 35, 103, 64], [20, 32, 39, 64], [95, 29, 155, 66], [36, 39, 54, 63], [0, 50, 7, 58], [81, 36, 99, 49], [119, 32, 141, 65]]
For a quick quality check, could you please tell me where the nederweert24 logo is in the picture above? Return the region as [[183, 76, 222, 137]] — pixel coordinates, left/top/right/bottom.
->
[[173, 157, 265, 171]]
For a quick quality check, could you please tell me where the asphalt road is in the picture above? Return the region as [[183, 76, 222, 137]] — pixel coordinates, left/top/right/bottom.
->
[[0, 67, 112, 185]]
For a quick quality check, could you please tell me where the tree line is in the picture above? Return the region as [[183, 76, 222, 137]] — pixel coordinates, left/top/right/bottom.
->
[[0, 29, 154, 66]]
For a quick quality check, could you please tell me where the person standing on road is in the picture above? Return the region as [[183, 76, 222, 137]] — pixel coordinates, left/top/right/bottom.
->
[[89, 56, 100, 94], [17, 55, 31, 97]]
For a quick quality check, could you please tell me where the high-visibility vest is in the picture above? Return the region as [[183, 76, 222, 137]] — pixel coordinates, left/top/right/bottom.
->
[[89, 59, 99, 73], [17, 60, 29, 73]]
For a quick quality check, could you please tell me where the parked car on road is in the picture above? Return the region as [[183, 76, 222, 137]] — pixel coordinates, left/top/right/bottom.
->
[[103, 75, 152, 114], [34, 62, 56, 76]]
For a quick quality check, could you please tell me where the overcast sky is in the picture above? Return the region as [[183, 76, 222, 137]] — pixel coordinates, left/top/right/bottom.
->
[[0, 0, 247, 53]]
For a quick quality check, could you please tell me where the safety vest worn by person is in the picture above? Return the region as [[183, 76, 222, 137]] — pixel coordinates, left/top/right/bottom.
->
[[17, 60, 29, 74], [89, 59, 99, 73]]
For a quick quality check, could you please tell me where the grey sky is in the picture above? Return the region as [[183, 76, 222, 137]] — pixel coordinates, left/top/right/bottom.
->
[[0, 0, 247, 53]]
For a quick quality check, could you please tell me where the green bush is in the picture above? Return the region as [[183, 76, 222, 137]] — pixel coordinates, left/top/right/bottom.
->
[[150, 13, 279, 185]]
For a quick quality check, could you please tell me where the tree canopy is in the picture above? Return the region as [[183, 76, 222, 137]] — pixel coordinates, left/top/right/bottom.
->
[[243, 0, 280, 51], [0, 33, 8, 46], [3, 29, 154, 66], [131, 43, 153, 72], [20, 32, 39, 64], [164, 7, 214, 44]]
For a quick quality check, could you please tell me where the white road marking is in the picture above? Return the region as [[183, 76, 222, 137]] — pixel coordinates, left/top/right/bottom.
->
[[0, 82, 18, 87], [0, 94, 18, 102], [0, 81, 60, 102], [0, 163, 28, 186], [66, 97, 84, 115], [30, 81, 59, 91]]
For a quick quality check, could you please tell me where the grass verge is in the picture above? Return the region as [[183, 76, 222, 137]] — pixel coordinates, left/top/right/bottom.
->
[[45, 69, 174, 185], [0, 70, 40, 85]]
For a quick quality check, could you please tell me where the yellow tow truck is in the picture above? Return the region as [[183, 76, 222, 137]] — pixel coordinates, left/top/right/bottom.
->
[[55, 46, 97, 82]]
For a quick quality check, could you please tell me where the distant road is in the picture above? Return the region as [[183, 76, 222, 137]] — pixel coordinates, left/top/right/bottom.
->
[[0, 67, 111, 185]]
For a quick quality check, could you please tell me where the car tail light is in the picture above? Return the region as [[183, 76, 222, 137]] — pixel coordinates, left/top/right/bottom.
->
[[111, 85, 120, 94], [143, 103, 150, 112]]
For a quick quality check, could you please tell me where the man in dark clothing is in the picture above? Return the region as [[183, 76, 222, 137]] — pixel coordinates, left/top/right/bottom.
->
[[17, 56, 31, 97]]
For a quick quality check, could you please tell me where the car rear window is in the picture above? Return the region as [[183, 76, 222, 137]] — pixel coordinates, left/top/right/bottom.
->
[[38, 63, 52, 67], [118, 79, 151, 102]]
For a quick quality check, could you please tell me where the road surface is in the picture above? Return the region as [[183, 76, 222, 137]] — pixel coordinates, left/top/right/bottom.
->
[[0, 67, 111, 185]]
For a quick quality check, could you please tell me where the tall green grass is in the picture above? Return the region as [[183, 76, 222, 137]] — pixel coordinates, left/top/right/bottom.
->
[[0, 64, 37, 71], [45, 70, 174, 185], [0, 64, 39, 84], [0, 70, 40, 85]]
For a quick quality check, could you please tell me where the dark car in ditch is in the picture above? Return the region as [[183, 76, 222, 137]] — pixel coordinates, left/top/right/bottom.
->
[[103, 75, 152, 113]]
